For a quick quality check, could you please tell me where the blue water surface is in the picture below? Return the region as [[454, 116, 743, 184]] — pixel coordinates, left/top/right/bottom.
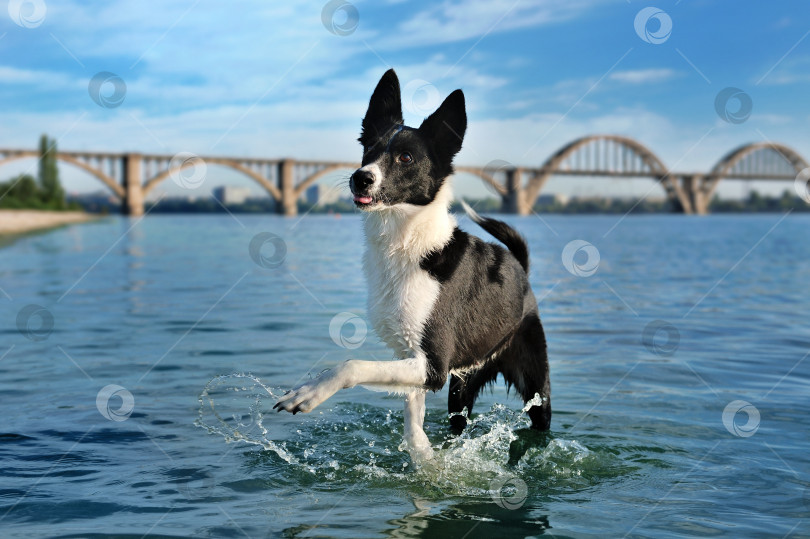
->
[[0, 212, 809, 538]]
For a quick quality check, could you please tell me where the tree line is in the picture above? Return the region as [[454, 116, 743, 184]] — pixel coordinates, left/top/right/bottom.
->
[[0, 135, 78, 210]]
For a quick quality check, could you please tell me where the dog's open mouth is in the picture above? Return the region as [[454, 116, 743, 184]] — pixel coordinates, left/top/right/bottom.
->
[[353, 194, 375, 207]]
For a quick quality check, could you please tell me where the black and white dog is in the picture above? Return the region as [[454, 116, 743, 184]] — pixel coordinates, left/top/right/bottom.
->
[[275, 70, 551, 459]]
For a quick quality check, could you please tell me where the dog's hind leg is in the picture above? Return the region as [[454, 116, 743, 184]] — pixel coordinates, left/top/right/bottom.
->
[[447, 363, 499, 432], [500, 313, 552, 430], [404, 390, 433, 460], [448, 374, 474, 432]]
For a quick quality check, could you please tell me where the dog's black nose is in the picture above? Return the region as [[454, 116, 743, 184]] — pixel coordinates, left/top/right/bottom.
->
[[351, 169, 375, 191]]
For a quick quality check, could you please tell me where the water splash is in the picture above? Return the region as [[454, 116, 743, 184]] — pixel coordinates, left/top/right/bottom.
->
[[197, 375, 615, 497], [195, 373, 300, 465]]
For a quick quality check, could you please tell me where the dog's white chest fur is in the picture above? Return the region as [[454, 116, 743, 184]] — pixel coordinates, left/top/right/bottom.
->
[[362, 183, 455, 360], [363, 248, 438, 358]]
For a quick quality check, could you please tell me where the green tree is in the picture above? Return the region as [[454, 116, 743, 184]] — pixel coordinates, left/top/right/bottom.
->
[[0, 174, 40, 208], [38, 134, 65, 209], [779, 189, 795, 210]]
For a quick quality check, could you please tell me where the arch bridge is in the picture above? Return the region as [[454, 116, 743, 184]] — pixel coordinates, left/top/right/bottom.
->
[[458, 135, 808, 215], [0, 137, 805, 215], [0, 149, 358, 217]]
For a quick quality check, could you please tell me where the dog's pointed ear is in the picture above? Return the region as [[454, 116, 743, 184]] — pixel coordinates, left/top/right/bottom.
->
[[418, 89, 466, 160], [360, 69, 403, 145]]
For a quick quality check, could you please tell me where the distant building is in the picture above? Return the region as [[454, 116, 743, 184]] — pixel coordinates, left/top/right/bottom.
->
[[213, 186, 252, 205], [536, 193, 570, 206], [305, 184, 342, 205]]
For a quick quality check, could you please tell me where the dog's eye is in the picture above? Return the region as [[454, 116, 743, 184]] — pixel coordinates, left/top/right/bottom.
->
[[398, 152, 413, 164]]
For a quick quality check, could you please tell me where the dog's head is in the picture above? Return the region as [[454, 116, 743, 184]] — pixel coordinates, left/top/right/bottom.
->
[[350, 69, 466, 210]]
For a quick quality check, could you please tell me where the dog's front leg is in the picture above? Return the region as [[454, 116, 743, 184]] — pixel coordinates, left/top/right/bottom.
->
[[403, 391, 433, 460], [274, 358, 426, 414], [273, 363, 348, 414]]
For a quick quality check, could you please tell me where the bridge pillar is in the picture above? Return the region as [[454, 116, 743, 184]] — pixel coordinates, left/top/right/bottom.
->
[[122, 153, 144, 216], [277, 159, 297, 216], [501, 168, 529, 215], [682, 174, 710, 215]]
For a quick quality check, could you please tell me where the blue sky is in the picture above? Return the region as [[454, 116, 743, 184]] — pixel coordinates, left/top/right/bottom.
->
[[1, 0, 809, 199]]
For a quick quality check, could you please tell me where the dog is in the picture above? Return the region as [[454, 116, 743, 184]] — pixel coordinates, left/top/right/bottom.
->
[[274, 69, 551, 459]]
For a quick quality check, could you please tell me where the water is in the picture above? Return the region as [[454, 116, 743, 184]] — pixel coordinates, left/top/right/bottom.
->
[[1, 212, 809, 538]]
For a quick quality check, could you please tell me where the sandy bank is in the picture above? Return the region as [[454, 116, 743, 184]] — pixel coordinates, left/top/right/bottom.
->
[[0, 210, 97, 236]]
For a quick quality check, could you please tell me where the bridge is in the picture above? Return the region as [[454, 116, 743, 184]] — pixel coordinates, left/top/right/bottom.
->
[[0, 136, 806, 216]]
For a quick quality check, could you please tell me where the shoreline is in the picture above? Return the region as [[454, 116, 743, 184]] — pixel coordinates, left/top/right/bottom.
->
[[0, 209, 98, 237]]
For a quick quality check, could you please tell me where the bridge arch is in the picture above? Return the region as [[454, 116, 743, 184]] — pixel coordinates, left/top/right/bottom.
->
[[142, 158, 283, 200], [703, 142, 809, 200], [524, 135, 670, 209], [454, 166, 509, 196], [292, 162, 359, 199], [0, 151, 125, 198]]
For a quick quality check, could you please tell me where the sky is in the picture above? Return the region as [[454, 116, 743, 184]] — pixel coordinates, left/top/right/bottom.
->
[[1, 0, 809, 201]]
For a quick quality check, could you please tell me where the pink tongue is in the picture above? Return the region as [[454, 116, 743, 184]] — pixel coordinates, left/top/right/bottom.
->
[[354, 195, 373, 204]]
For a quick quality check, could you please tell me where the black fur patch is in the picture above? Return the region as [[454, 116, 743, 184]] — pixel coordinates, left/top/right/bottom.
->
[[467, 214, 530, 273], [487, 248, 505, 285], [359, 69, 403, 148], [420, 228, 468, 283], [419, 232, 527, 391]]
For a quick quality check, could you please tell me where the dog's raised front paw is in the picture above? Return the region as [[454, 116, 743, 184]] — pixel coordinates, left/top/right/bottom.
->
[[273, 371, 341, 414]]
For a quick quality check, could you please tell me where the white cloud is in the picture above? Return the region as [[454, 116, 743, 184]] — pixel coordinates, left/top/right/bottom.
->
[[0, 65, 72, 86], [376, 0, 612, 49], [753, 54, 810, 86], [609, 68, 680, 84]]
